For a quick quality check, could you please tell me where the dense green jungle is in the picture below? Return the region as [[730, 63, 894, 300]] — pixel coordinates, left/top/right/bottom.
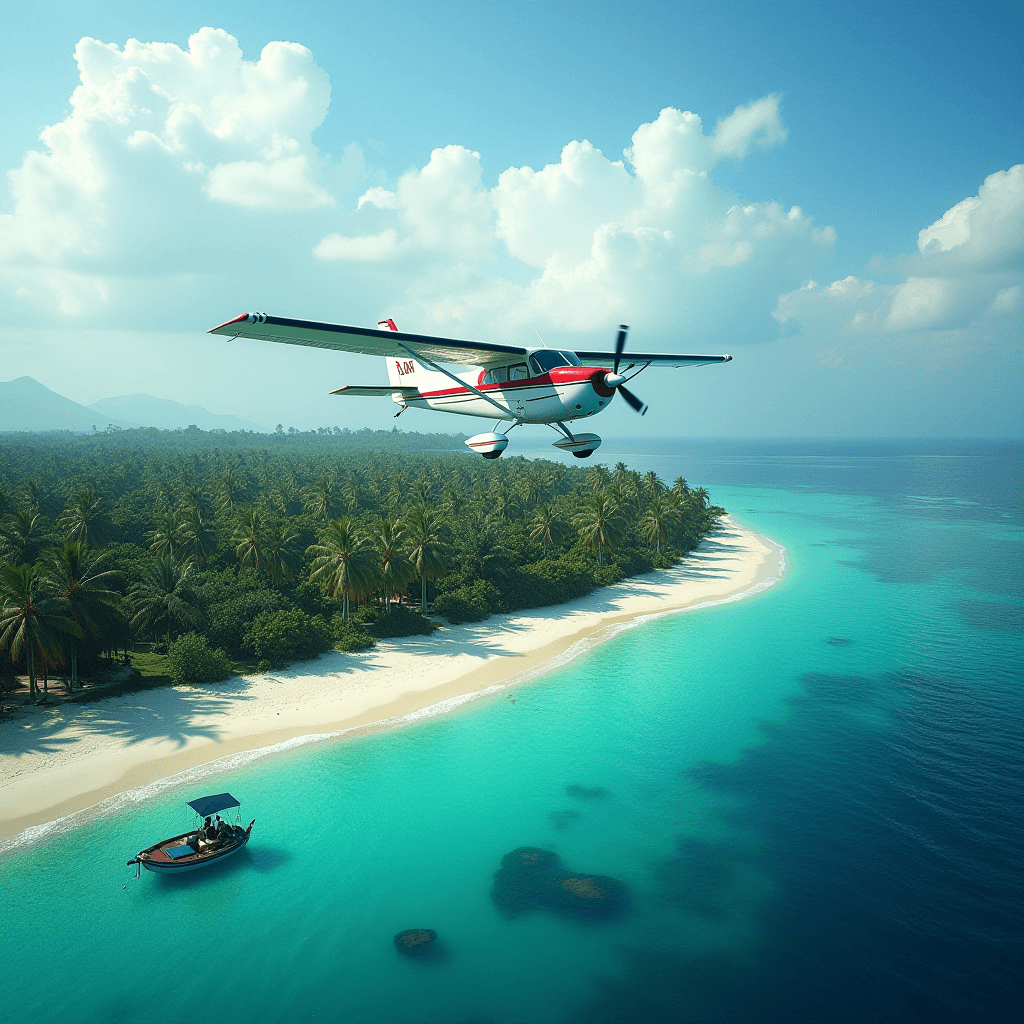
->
[[0, 427, 723, 700]]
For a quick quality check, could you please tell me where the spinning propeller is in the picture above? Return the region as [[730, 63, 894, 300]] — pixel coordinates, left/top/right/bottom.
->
[[603, 326, 648, 416]]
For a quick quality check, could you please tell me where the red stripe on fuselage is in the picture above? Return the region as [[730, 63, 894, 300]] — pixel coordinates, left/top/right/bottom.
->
[[418, 366, 605, 400]]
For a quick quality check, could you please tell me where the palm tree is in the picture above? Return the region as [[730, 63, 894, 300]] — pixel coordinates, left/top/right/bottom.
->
[[585, 465, 611, 492], [22, 478, 43, 514], [439, 484, 461, 512], [304, 475, 340, 522], [148, 508, 183, 559], [42, 540, 125, 690], [272, 475, 300, 516], [639, 495, 679, 554], [641, 471, 664, 499], [487, 481, 521, 524], [0, 564, 81, 701], [606, 480, 638, 516], [263, 520, 302, 585], [515, 476, 541, 511], [342, 472, 363, 512], [180, 482, 208, 514], [573, 495, 624, 566], [528, 504, 567, 552], [409, 479, 434, 507], [371, 515, 413, 614], [672, 477, 690, 499], [307, 517, 375, 619], [404, 505, 450, 612], [218, 467, 243, 512], [57, 486, 111, 548], [130, 556, 199, 648], [233, 508, 267, 574], [179, 505, 218, 566], [0, 509, 49, 565]]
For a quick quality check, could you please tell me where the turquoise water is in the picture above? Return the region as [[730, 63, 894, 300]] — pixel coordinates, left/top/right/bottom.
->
[[2, 442, 1021, 1022]]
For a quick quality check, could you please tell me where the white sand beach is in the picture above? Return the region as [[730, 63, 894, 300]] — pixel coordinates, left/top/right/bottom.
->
[[0, 518, 783, 843]]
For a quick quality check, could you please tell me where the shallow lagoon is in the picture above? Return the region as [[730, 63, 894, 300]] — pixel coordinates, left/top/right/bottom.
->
[[2, 441, 1021, 1023]]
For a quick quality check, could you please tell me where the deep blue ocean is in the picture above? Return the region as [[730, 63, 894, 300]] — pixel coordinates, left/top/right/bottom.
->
[[1, 439, 1021, 1023]]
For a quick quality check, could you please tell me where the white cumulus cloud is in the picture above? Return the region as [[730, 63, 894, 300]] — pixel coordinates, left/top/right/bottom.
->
[[712, 94, 788, 159], [775, 164, 1024, 344], [321, 99, 830, 344], [357, 187, 400, 210], [314, 228, 403, 262], [917, 164, 1024, 267], [494, 140, 635, 268], [205, 155, 333, 209], [0, 27, 337, 312]]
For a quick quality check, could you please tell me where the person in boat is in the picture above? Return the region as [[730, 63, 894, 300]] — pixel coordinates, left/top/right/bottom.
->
[[211, 815, 237, 845]]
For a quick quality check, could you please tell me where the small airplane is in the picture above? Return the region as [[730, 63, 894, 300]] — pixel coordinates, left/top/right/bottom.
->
[[209, 313, 732, 459]]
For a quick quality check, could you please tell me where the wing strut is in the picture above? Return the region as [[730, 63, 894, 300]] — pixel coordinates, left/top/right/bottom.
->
[[396, 342, 516, 419]]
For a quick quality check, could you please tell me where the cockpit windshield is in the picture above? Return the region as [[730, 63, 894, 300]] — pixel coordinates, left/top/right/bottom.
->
[[529, 350, 582, 374]]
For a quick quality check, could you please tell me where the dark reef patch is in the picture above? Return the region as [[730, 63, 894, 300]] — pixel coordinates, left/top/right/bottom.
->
[[393, 929, 440, 958], [566, 784, 609, 800], [549, 809, 581, 830], [952, 599, 1023, 633], [652, 836, 749, 919], [826, 636, 852, 646], [490, 846, 628, 921]]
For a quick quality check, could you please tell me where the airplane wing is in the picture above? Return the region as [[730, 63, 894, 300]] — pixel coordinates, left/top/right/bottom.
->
[[209, 313, 526, 368], [329, 385, 420, 397], [573, 350, 732, 368]]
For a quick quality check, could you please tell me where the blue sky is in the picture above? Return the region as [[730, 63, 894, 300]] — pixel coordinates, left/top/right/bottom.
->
[[1, 0, 1021, 436]]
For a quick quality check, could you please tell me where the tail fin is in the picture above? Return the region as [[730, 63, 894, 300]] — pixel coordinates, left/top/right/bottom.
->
[[380, 318, 427, 388], [387, 353, 426, 388]]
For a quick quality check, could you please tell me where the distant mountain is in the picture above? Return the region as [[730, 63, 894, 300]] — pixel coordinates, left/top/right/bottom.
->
[[0, 376, 133, 433], [0, 377, 266, 434], [89, 394, 265, 433]]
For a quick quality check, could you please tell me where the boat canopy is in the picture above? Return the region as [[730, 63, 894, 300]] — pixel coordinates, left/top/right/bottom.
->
[[187, 793, 240, 818]]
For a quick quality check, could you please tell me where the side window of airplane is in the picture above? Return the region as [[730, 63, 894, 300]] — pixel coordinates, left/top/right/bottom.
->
[[482, 366, 509, 385], [508, 364, 529, 381]]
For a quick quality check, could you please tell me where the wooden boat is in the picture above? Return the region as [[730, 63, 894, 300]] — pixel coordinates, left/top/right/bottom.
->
[[128, 793, 255, 876]]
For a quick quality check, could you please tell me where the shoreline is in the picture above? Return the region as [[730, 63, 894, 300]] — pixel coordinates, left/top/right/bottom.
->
[[0, 518, 785, 849]]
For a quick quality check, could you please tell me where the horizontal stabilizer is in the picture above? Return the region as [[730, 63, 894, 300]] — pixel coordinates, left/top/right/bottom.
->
[[329, 385, 421, 397]]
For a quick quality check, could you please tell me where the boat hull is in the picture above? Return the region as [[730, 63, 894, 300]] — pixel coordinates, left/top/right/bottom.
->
[[130, 820, 255, 875], [142, 834, 251, 873]]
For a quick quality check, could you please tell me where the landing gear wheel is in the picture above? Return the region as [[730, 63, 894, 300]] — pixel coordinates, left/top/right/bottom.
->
[[465, 432, 509, 458], [552, 432, 602, 458]]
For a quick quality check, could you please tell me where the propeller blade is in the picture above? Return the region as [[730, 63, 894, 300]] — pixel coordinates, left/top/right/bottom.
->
[[618, 384, 648, 416], [613, 325, 628, 375]]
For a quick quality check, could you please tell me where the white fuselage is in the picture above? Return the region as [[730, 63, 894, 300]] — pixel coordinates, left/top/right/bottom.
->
[[386, 352, 614, 425]]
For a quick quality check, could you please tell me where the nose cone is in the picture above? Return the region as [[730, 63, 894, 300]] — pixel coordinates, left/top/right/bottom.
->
[[589, 368, 616, 398], [604, 372, 627, 388]]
